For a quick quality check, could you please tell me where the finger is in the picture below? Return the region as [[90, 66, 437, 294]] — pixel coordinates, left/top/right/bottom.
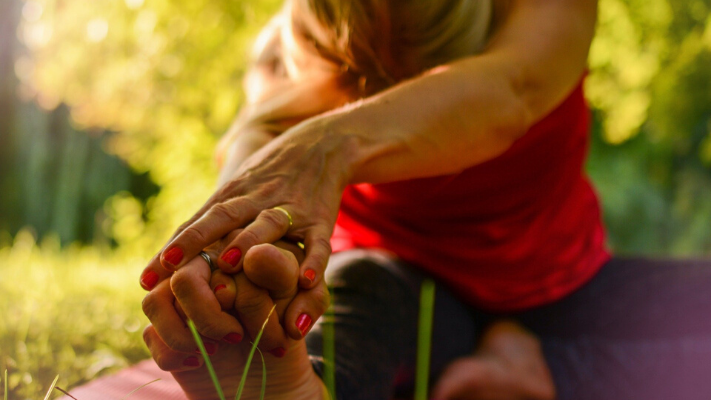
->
[[216, 208, 292, 273], [283, 280, 331, 340], [171, 299, 218, 356], [171, 255, 246, 344], [141, 279, 200, 353], [140, 251, 173, 291], [210, 270, 237, 311], [160, 197, 261, 271], [141, 216, 229, 290], [298, 227, 333, 289], [243, 243, 300, 300], [144, 325, 204, 371], [174, 298, 188, 322], [232, 273, 290, 357], [274, 239, 306, 264]]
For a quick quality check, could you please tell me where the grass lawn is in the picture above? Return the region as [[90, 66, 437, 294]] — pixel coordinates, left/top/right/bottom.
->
[[0, 231, 151, 399]]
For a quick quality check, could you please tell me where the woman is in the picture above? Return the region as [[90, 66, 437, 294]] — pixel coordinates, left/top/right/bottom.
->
[[139, 0, 711, 399]]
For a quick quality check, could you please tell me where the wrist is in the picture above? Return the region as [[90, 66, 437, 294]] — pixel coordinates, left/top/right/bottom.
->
[[287, 112, 367, 189], [314, 100, 408, 185]]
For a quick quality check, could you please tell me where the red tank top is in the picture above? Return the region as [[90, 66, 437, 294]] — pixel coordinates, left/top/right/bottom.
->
[[332, 81, 610, 312]]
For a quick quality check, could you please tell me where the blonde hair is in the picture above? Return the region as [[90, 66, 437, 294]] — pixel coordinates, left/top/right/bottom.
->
[[217, 0, 491, 165]]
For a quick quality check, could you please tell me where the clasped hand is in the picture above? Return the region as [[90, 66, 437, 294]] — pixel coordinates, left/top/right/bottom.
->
[[142, 229, 330, 378]]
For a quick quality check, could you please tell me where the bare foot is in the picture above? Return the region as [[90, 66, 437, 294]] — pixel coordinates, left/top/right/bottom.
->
[[172, 339, 328, 400], [165, 244, 329, 400], [430, 320, 556, 400]]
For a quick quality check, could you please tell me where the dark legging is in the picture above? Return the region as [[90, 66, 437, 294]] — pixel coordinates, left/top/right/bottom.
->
[[306, 249, 711, 400]]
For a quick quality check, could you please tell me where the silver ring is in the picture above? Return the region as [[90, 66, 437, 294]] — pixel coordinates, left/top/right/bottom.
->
[[199, 251, 217, 271]]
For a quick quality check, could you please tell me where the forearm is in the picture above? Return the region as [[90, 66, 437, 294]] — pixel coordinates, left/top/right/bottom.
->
[[311, 0, 596, 185], [326, 58, 531, 184]]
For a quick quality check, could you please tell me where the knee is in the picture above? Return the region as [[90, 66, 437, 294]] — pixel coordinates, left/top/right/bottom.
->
[[326, 249, 418, 301]]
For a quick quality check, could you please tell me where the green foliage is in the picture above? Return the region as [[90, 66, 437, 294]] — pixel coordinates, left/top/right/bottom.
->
[[587, 0, 711, 254], [17, 0, 282, 256]]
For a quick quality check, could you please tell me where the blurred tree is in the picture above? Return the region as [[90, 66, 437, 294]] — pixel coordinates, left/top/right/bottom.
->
[[6, 0, 711, 256], [586, 0, 711, 254], [12, 0, 282, 254], [0, 0, 158, 246]]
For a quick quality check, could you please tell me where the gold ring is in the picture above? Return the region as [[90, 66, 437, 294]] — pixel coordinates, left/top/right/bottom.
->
[[272, 207, 293, 228]]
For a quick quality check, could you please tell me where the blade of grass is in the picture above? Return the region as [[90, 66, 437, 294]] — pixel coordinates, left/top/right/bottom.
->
[[322, 299, 336, 399], [43, 375, 59, 400], [4, 369, 7, 400], [414, 279, 436, 400], [54, 387, 79, 400], [119, 378, 161, 400], [187, 320, 226, 400], [235, 304, 276, 400], [255, 348, 267, 400]]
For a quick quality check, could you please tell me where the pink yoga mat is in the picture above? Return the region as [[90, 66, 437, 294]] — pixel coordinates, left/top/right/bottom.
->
[[58, 359, 188, 400]]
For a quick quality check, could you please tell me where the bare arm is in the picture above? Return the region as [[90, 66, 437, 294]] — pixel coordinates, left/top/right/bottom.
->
[[146, 0, 598, 332], [216, 13, 350, 186], [306, 0, 598, 184]]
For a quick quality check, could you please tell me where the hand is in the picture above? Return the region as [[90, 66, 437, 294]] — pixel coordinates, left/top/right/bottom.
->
[[143, 241, 330, 400], [173, 240, 329, 352], [140, 115, 354, 310]]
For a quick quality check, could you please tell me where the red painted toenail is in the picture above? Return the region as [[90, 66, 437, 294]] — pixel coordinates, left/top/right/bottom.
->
[[269, 347, 286, 358], [223, 332, 242, 343], [183, 356, 200, 367]]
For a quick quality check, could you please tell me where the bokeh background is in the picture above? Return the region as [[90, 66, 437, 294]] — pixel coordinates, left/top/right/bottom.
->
[[1, 0, 711, 398]]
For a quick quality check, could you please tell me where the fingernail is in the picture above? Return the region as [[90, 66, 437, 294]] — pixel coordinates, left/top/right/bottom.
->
[[163, 247, 184, 267], [220, 248, 241, 267], [269, 347, 286, 358], [202, 342, 217, 355], [223, 332, 243, 343], [213, 284, 227, 294], [296, 313, 312, 337], [304, 269, 316, 283], [183, 356, 200, 367], [140, 271, 159, 290]]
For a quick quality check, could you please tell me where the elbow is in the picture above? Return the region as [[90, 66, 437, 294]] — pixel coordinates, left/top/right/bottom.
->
[[495, 87, 534, 143]]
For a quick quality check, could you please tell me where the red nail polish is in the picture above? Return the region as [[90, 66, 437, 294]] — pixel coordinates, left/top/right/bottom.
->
[[213, 284, 227, 294], [183, 356, 200, 367], [221, 248, 241, 267], [223, 332, 242, 343], [304, 269, 316, 282], [296, 313, 312, 337], [269, 347, 286, 358], [203, 342, 217, 355], [141, 271, 159, 290], [163, 247, 184, 267]]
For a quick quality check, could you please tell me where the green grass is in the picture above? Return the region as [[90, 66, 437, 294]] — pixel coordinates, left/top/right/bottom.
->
[[414, 280, 436, 400], [321, 301, 336, 399], [0, 231, 149, 399], [188, 320, 226, 400]]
